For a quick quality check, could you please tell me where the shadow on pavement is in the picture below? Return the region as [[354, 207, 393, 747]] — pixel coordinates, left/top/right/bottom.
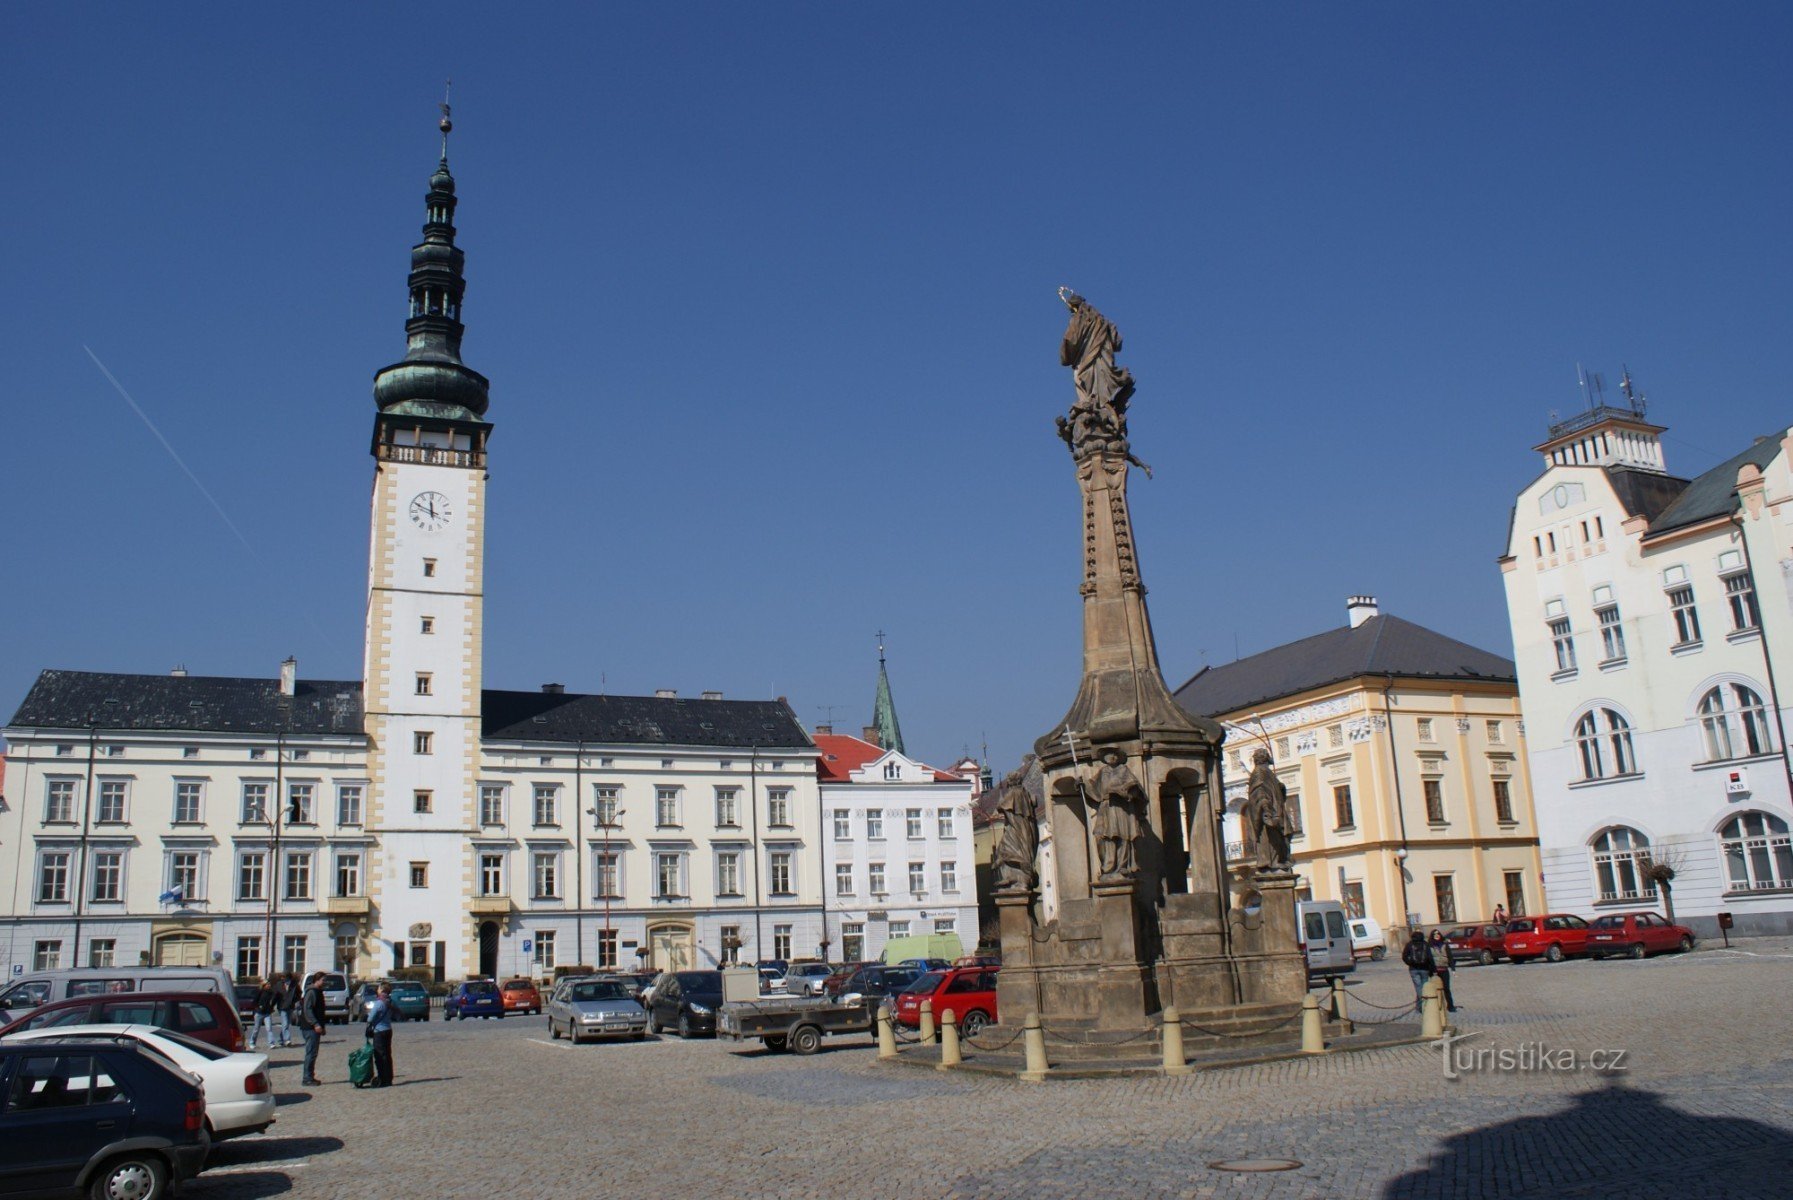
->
[[1383, 1079, 1793, 1198], [213, 1134, 345, 1166], [272, 1092, 310, 1107], [393, 1075, 460, 1085], [188, 1171, 293, 1197]]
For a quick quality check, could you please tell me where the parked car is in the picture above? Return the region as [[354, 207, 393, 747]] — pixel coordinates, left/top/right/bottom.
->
[[1445, 924, 1509, 966], [0, 1037, 210, 1199], [892, 967, 999, 1036], [231, 983, 260, 1024], [444, 979, 505, 1020], [318, 973, 352, 1024], [349, 981, 431, 1022], [894, 957, 950, 972], [1503, 914, 1596, 963], [546, 977, 648, 1044], [954, 954, 1002, 969], [500, 978, 543, 1015], [0, 990, 244, 1053], [828, 963, 922, 1004], [757, 967, 787, 994], [1296, 901, 1356, 981], [0, 966, 235, 1022], [781, 963, 834, 997], [1347, 917, 1387, 961], [646, 970, 725, 1038], [6, 1025, 274, 1139], [754, 959, 789, 978], [1587, 912, 1697, 959], [821, 962, 874, 998]]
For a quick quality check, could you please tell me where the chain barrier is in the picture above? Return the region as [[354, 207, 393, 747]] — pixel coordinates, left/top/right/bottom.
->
[[1039, 1022, 1160, 1047], [890, 1020, 921, 1045], [961, 1025, 1026, 1052], [1176, 1007, 1306, 1039], [1341, 990, 1420, 1012]]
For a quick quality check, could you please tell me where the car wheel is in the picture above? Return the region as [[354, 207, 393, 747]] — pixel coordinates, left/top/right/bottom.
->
[[1478, 949, 1495, 967], [961, 1010, 990, 1037], [789, 1025, 823, 1055], [1545, 943, 1565, 963], [648, 1010, 661, 1035], [1679, 935, 1695, 952], [678, 1013, 692, 1039], [88, 1151, 168, 1200], [549, 1018, 561, 1039], [1370, 946, 1387, 962], [1629, 942, 1647, 960]]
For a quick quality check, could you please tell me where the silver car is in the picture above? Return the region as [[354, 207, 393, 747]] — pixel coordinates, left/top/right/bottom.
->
[[546, 976, 649, 1044], [782, 962, 834, 996]]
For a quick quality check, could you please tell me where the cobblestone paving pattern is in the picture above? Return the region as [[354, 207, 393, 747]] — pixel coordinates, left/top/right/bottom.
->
[[183, 939, 1793, 1199]]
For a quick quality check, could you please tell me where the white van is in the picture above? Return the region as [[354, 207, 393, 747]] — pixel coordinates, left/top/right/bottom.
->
[[1296, 901, 1357, 981], [0, 965, 234, 1021], [1348, 916, 1387, 961]]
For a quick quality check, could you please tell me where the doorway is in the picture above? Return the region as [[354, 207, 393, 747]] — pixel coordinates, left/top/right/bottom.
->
[[648, 923, 694, 972], [154, 932, 207, 966], [478, 921, 500, 978]]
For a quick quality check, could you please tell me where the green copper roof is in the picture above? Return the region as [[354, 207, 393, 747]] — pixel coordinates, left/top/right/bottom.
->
[[872, 653, 905, 754]]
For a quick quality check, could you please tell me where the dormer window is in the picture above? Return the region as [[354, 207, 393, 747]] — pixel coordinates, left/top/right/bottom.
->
[[883, 761, 901, 781]]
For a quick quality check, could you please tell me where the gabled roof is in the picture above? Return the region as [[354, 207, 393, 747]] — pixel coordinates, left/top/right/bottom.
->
[[1172, 614, 1515, 719], [1645, 436, 1783, 536], [482, 690, 813, 750], [9, 670, 365, 736], [813, 732, 959, 783]]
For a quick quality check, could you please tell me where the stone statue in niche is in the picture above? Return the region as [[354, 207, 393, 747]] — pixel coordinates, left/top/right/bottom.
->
[[1243, 748, 1294, 871], [992, 770, 1040, 892], [1090, 748, 1144, 882]]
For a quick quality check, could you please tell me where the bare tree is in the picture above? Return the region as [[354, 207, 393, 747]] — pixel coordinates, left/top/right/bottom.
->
[[1641, 845, 1689, 925]]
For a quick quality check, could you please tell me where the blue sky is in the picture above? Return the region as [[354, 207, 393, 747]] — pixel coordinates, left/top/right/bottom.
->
[[4, 4, 1790, 774]]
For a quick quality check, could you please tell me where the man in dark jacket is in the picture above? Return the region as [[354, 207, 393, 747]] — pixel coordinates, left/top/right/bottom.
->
[[1427, 930, 1460, 1012], [1401, 930, 1432, 1005], [252, 978, 279, 1051], [275, 972, 299, 1047], [299, 972, 328, 1086]]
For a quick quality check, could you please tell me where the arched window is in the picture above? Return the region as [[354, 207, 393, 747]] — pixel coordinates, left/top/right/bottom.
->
[[1591, 826, 1654, 902], [1719, 812, 1793, 891], [1698, 684, 1774, 762], [1573, 708, 1636, 780]]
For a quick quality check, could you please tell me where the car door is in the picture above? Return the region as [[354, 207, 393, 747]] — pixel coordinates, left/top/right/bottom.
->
[[1634, 914, 1669, 952], [656, 975, 679, 1024], [0, 1051, 130, 1197]]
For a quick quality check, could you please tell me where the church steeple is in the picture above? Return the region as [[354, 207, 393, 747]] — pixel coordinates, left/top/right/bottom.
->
[[871, 633, 905, 754], [371, 91, 490, 421]]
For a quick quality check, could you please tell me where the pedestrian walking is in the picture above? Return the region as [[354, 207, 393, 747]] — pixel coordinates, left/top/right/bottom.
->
[[1427, 929, 1460, 1012], [276, 972, 298, 1047], [1492, 903, 1508, 926], [299, 972, 327, 1086], [252, 977, 279, 1051], [366, 983, 395, 1087], [1401, 930, 1432, 1005]]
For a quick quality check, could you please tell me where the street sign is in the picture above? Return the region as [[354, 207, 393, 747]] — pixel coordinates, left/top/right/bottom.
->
[[522, 939, 533, 954], [10, 965, 20, 976]]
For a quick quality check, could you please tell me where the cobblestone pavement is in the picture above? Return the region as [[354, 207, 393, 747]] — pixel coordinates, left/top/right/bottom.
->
[[184, 939, 1793, 1199]]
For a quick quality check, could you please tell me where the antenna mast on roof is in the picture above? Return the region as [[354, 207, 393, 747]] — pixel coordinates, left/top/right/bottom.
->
[[1619, 364, 1647, 418]]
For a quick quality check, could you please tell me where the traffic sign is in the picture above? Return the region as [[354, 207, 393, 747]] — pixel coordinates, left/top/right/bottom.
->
[[522, 939, 533, 954]]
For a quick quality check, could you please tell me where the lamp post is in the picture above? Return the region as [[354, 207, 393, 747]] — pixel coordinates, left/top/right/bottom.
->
[[596, 806, 624, 971], [573, 740, 585, 968], [70, 719, 100, 968]]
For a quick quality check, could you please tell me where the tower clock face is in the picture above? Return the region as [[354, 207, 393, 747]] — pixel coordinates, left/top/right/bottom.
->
[[408, 491, 453, 532]]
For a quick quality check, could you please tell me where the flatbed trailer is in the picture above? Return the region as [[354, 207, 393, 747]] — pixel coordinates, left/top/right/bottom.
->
[[717, 994, 875, 1054]]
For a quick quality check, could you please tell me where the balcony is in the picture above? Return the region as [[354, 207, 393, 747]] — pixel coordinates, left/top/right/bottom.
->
[[469, 894, 512, 916], [377, 442, 485, 469], [322, 895, 371, 916]]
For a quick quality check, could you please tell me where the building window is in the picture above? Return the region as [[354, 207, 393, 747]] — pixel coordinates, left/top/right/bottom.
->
[[906, 809, 924, 839], [422, 558, 437, 577], [718, 925, 741, 965], [866, 809, 884, 840], [249, 748, 266, 761], [235, 937, 262, 982], [336, 852, 362, 897], [887, 920, 911, 939], [868, 862, 886, 894], [1574, 708, 1637, 779], [337, 785, 363, 827], [768, 851, 793, 895], [287, 782, 314, 825], [884, 761, 901, 781], [415, 673, 432, 696], [1549, 618, 1577, 673], [174, 781, 203, 824], [413, 731, 433, 755], [91, 851, 123, 902], [833, 809, 851, 840], [478, 785, 504, 826], [941, 861, 958, 893], [477, 853, 504, 896], [410, 943, 429, 968], [1668, 585, 1701, 646], [1433, 875, 1458, 924], [33, 940, 62, 970], [36, 851, 71, 903], [1486, 720, 1504, 744], [533, 785, 558, 826], [655, 853, 683, 898], [1423, 779, 1446, 824], [1698, 683, 1774, 762], [1341, 881, 1365, 919], [907, 862, 925, 893], [1503, 870, 1527, 917], [89, 939, 117, 968], [413, 790, 433, 814], [772, 924, 792, 960], [1720, 812, 1793, 891], [1492, 778, 1515, 823], [533, 853, 560, 899], [1591, 826, 1654, 901], [598, 929, 618, 969], [767, 788, 791, 828], [937, 810, 955, 839], [334, 930, 357, 970], [534, 931, 556, 972], [655, 787, 680, 828], [284, 852, 312, 901], [44, 779, 76, 823], [714, 788, 739, 827], [96, 780, 126, 824], [420, 616, 434, 634], [1416, 718, 1435, 743], [168, 851, 202, 902], [717, 851, 741, 897], [1597, 604, 1626, 661], [934, 916, 956, 935], [835, 863, 854, 897], [591, 786, 619, 827], [1332, 784, 1355, 830], [409, 862, 429, 888], [283, 935, 307, 976], [1725, 573, 1761, 632], [595, 852, 620, 899], [238, 852, 266, 902], [841, 922, 865, 962], [242, 783, 269, 824]]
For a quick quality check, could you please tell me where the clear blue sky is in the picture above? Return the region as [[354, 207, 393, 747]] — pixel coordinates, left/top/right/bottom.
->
[[5, 5, 1790, 775]]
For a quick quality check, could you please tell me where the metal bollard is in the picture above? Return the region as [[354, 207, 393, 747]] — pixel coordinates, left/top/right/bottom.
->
[[1300, 992, 1325, 1054], [876, 1002, 897, 1060], [1419, 977, 1444, 1039], [1160, 1005, 1191, 1076], [1019, 1012, 1050, 1083], [1330, 976, 1349, 1023], [919, 998, 936, 1045], [937, 1008, 961, 1070]]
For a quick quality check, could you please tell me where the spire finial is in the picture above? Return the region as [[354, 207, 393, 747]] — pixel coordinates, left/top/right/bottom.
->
[[876, 630, 887, 665], [439, 79, 453, 162]]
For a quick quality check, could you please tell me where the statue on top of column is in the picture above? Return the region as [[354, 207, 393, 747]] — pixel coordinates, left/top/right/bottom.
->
[[1055, 289, 1152, 474]]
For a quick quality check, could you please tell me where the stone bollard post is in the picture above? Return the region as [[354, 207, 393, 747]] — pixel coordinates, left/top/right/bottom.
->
[[876, 1003, 897, 1060], [1019, 1012, 1049, 1083], [919, 998, 936, 1045], [1300, 992, 1325, 1054], [1330, 976, 1349, 1023], [1419, 977, 1444, 1039], [1160, 1006, 1191, 1076], [938, 1008, 961, 1070]]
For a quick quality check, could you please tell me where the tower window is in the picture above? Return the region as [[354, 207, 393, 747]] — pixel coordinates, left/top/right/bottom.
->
[[409, 862, 429, 888], [420, 616, 435, 634], [415, 673, 432, 696], [422, 558, 437, 578], [414, 790, 433, 814], [414, 731, 433, 755]]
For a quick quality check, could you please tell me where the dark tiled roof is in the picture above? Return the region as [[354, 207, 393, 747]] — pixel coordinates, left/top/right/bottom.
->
[[482, 690, 813, 750], [1607, 467, 1690, 525], [1172, 614, 1515, 719], [1645, 436, 1783, 536], [9, 670, 364, 735]]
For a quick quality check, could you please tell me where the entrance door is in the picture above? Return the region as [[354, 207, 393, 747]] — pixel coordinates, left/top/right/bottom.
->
[[649, 924, 694, 972], [478, 922, 500, 978], [154, 933, 207, 966]]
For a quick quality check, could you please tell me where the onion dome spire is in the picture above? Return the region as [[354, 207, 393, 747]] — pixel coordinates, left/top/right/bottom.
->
[[372, 85, 490, 418]]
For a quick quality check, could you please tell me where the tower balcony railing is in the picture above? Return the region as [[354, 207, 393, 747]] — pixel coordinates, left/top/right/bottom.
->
[[378, 443, 485, 469]]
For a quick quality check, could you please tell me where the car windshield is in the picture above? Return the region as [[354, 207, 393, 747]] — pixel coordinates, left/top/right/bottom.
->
[[321, 975, 346, 990], [392, 984, 426, 997], [676, 971, 723, 996], [1591, 915, 1625, 928], [1507, 919, 1537, 932], [465, 982, 497, 995], [571, 982, 630, 1002], [503, 981, 533, 991], [901, 972, 945, 995]]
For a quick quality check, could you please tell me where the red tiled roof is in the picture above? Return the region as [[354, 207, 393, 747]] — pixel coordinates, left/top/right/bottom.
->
[[813, 733, 961, 783]]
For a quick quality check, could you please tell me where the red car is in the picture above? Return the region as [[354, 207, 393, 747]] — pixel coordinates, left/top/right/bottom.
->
[[0, 989, 245, 1051], [501, 978, 543, 1014], [892, 966, 999, 1036], [1503, 914, 1595, 963], [1587, 912, 1696, 959], [1444, 923, 1509, 966]]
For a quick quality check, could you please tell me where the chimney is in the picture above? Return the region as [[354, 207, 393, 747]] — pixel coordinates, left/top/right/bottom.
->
[[170, 665, 188, 678], [863, 725, 879, 742], [815, 723, 833, 735], [541, 683, 565, 694], [701, 690, 723, 701], [656, 688, 678, 699], [1346, 595, 1379, 629], [278, 657, 297, 696]]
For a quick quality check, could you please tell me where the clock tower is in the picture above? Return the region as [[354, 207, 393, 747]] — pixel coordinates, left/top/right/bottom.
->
[[362, 104, 492, 979]]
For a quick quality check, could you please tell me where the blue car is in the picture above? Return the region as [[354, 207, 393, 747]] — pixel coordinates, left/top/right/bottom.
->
[[444, 978, 506, 1020]]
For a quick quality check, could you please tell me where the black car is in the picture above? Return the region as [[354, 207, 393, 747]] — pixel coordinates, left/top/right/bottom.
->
[[646, 970, 724, 1038], [0, 1037, 210, 1199], [231, 983, 259, 1024], [833, 964, 922, 1004]]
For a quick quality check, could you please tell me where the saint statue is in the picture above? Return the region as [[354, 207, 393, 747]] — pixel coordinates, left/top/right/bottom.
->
[[992, 770, 1039, 892], [1090, 748, 1144, 882], [1243, 748, 1294, 871], [1055, 289, 1137, 455]]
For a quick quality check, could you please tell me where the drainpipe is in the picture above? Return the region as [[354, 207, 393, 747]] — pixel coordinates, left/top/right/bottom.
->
[[749, 748, 764, 960], [1381, 676, 1415, 930], [574, 739, 585, 969], [71, 721, 99, 967], [1732, 512, 1793, 785]]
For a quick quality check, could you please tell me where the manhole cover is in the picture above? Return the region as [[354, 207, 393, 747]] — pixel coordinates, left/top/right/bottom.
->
[[1208, 1159, 1303, 1173]]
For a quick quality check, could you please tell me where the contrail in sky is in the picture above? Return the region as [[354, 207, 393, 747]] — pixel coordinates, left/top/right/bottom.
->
[[83, 344, 259, 558]]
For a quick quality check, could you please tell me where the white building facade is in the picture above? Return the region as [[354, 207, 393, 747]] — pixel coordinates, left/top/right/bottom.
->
[[1500, 396, 1793, 936]]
